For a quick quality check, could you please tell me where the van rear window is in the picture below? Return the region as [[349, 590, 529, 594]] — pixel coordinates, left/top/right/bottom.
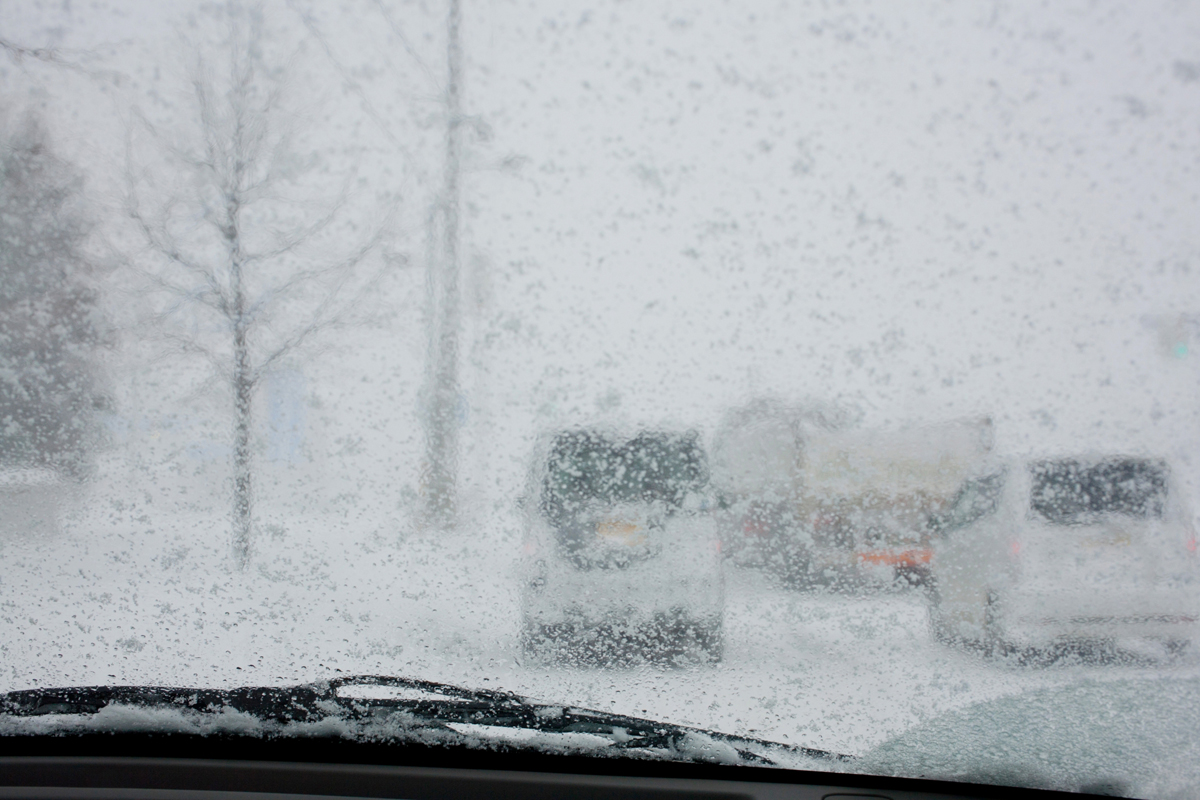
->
[[541, 430, 708, 524], [1029, 458, 1167, 525]]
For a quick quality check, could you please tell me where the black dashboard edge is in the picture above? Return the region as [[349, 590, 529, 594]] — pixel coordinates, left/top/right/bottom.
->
[[0, 734, 1106, 800]]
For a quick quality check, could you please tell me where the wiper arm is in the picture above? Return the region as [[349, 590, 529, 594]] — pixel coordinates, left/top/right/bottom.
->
[[333, 676, 850, 765], [1, 674, 852, 767], [0, 676, 524, 725]]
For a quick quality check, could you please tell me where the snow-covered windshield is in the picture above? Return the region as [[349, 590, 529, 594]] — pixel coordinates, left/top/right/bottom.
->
[[2, 1, 1200, 797]]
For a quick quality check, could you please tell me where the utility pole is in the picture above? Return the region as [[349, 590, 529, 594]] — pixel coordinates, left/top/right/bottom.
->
[[422, 0, 463, 529]]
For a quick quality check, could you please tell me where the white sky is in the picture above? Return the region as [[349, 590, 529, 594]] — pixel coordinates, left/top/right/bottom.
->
[[5, 0, 1200, 508]]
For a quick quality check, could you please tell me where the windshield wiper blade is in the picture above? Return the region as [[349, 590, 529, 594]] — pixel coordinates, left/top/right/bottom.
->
[[1, 683, 334, 723], [1, 674, 852, 767], [332, 676, 850, 765]]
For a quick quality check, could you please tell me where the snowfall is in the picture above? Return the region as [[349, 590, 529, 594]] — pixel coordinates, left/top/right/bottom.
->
[[3, 461, 1199, 798], [5, 0, 1200, 797]]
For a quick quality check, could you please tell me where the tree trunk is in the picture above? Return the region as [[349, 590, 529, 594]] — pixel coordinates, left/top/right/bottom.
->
[[229, 187, 254, 567], [422, 0, 463, 530], [231, 323, 254, 568]]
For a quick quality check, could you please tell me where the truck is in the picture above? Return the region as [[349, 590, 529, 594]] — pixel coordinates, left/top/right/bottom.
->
[[711, 399, 992, 590]]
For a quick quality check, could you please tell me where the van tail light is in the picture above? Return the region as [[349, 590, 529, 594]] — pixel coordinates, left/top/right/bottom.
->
[[1009, 539, 1023, 558], [1186, 527, 1197, 555]]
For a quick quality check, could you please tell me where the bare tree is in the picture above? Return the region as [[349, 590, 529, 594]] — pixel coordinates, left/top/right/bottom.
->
[[124, 10, 394, 568]]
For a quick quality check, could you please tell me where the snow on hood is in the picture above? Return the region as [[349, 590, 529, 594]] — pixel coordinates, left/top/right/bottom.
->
[[861, 677, 1200, 798]]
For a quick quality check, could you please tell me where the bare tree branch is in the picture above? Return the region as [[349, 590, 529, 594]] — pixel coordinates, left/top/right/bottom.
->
[[254, 243, 406, 382], [285, 0, 427, 183], [241, 176, 354, 264], [252, 222, 384, 309], [1, 37, 85, 70], [0, 34, 131, 85], [370, 0, 439, 88], [131, 265, 227, 313], [125, 324, 233, 386], [125, 188, 232, 312]]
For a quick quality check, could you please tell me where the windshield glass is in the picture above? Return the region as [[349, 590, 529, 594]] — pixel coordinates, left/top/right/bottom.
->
[[2, 1, 1199, 797]]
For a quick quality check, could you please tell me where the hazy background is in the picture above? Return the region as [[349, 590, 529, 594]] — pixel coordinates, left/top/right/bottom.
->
[[3, 1, 1199, 532], [2, 4, 1200, 775]]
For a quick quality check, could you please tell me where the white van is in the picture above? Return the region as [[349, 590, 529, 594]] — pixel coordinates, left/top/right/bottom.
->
[[928, 456, 1199, 656], [519, 428, 724, 665]]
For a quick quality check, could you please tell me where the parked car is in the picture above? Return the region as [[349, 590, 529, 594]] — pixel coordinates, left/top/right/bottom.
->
[[712, 402, 992, 591], [519, 428, 724, 664], [709, 398, 854, 574], [927, 456, 1199, 657], [0, 466, 68, 537]]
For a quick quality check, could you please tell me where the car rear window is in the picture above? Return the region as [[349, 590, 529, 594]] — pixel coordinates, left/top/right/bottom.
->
[[1029, 459, 1168, 525], [541, 431, 708, 523]]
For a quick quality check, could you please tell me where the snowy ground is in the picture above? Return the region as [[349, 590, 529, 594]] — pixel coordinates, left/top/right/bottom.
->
[[2, 486, 1197, 759]]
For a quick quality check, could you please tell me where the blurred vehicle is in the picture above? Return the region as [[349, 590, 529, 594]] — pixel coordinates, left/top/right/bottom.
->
[[809, 421, 993, 590], [520, 428, 724, 664], [928, 456, 1200, 656], [710, 398, 857, 576], [0, 466, 68, 537], [712, 403, 991, 590]]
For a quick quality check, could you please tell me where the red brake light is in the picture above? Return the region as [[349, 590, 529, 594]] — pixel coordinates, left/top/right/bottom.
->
[[742, 512, 772, 537]]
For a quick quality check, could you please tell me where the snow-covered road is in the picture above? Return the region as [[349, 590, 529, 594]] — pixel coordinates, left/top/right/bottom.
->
[[2, 498, 1195, 758]]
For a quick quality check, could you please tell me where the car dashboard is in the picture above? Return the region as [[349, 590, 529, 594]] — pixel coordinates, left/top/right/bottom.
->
[[0, 736, 1111, 800]]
